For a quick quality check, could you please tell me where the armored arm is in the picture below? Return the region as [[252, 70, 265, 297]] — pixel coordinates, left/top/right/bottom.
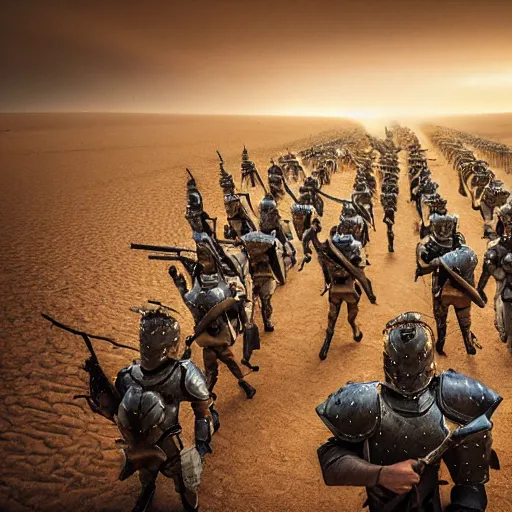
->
[[316, 382, 382, 487], [415, 239, 442, 280], [318, 437, 381, 487], [477, 248, 498, 301], [439, 370, 502, 512], [115, 366, 135, 398], [180, 360, 215, 457]]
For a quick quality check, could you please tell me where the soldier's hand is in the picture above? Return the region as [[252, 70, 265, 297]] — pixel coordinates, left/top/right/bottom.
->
[[378, 459, 420, 495], [169, 265, 178, 279], [196, 441, 213, 458]]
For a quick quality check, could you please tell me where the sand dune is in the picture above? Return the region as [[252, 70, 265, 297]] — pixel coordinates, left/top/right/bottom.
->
[[1, 113, 511, 511]]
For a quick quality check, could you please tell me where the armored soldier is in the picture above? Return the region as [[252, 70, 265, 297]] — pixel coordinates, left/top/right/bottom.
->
[[478, 201, 512, 351], [480, 179, 510, 239], [352, 179, 375, 231], [258, 193, 296, 270], [42, 307, 217, 512], [311, 161, 330, 187], [336, 201, 370, 248], [169, 231, 256, 399], [240, 145, 267, 198], [241, 230, 286, 332], [267, 160, 286, 201], [416, 214, 484, 355], [115, 307, 216, 512], [286, 176, 323, 240], [302, 219, 376, 360], [419, 191, 448, 238], [381, 177, 398, 253], [317, 311, 502, 512], [184, 169, 218, 238], [218, 151, 257, 239]]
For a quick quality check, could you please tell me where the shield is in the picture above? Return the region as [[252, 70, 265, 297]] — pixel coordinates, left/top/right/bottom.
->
[[268, 239, 287, 285], [327, 238, 376, 303], [194, 297, 239, 337], [440, 259, 486, 308]]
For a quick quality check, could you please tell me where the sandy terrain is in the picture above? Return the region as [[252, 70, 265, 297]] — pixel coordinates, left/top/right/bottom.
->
[[427, 113, 512, 147], [1, 113, 512, 512]]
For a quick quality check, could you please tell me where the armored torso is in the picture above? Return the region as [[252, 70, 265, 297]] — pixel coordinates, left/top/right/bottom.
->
[[184, 273, 233, 323], [116, 359, 209, 433]]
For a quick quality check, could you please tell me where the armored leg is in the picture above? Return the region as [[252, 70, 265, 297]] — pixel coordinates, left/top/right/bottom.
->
[[347, 299, 362, 342], [160, 436, 199, 512], [320, 296, 342, 360], [495, 293, 512, 350], [433, 297, 449, 355], [454, 305, 477, 355], [259, 279, 277, 332], [216, 345, 255, 399], [136, 468, 157, 512], [386, 224, 394, 253], [203, 347, 220, 395]]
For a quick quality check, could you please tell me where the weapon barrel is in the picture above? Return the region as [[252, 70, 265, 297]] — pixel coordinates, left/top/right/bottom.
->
[[148, 255, 184, 261], [131, 243, 196, 253], [217, 239, 239, 245]]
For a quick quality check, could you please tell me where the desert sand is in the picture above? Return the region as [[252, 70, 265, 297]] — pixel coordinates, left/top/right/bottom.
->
[[1, 113, 512, 512]]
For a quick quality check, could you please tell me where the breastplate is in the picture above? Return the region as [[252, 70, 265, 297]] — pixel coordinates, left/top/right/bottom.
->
[[129, 364, 182, 430], [368, 391, 448, 466]]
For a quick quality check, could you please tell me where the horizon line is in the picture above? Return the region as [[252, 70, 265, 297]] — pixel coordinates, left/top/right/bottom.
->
[[1, 110, 512, 120]]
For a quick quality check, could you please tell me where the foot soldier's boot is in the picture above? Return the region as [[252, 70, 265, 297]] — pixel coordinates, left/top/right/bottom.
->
[[319, 330, 334, 360], [261, 299, 275, 332], [210, 403, 220, 432], [462, 330, 477, 355], [133, 481, 156, 512], [180, 490, 199, 512], [435, 323, 447, 355], [238, 379, 256, 399]]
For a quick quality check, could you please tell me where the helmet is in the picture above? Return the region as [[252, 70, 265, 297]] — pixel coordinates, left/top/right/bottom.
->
[[340, 201, 358, 218], [259, 193, 278, 214], [193, 231, 222, 274], [185, 170, 205, 232], [224, 193, 241, 217], [383, 312, 436, 397], [430, 213, 458, 246], [139, 309, 180, 371], [259, 194, 280, 232]]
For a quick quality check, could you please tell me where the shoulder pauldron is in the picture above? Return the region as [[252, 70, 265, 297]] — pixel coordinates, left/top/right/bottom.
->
[[316, 382, 380, 442], [437, 370, 502, 424]]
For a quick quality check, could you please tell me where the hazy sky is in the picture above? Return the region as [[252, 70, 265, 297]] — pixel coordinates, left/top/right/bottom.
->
[[1, 0, 512, 117]]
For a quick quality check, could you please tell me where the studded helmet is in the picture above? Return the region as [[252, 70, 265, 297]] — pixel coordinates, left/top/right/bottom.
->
[[383, 312, 436, 396], [139, 309, 180, 371], [430, 213, 458, 246]]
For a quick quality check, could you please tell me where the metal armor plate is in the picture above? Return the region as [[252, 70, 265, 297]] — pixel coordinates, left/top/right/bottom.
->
[[437, 370, 502, 425], [316, 382, 380, 442], [368, 389, 448, 466]]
